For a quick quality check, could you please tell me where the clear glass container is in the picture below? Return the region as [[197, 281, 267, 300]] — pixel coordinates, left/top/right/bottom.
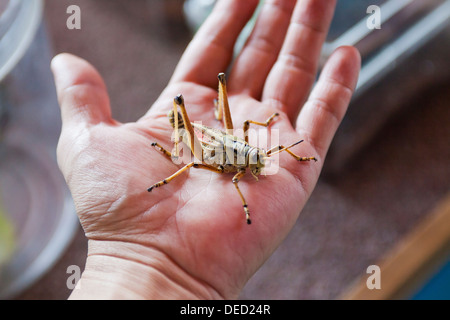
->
[[0, 0, 78, 299]]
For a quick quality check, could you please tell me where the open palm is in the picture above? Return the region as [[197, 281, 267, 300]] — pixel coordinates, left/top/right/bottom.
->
[[52, 0, 360, 299]]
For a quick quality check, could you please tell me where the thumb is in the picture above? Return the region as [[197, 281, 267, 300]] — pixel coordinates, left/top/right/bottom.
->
[[51, 53, 113, 126]]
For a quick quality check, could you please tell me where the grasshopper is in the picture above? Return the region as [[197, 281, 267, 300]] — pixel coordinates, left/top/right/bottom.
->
[[148, 73, 317, 225]]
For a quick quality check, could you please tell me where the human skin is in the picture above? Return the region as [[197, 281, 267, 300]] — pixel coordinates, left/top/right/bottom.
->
[[51, 0, 360, 299]]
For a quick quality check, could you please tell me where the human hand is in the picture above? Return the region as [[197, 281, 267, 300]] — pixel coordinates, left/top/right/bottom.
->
[[52, 0, 360, 299]]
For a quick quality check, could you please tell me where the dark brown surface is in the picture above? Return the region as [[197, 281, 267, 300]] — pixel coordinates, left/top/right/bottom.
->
[[16, 0, 450, 299]]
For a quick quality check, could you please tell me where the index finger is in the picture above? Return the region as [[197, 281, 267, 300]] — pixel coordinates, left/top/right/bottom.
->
[[296, 46, 361, 161]]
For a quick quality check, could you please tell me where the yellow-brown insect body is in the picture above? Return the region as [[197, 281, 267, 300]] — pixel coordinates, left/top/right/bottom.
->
[[169, 109, 267, 177], [149, 73, 317, 225]]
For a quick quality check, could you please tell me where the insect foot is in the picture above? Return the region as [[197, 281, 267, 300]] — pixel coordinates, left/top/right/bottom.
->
[[244, 205, 251, 225], [147, 179, 167, 192], [298, 157, 318, 162]]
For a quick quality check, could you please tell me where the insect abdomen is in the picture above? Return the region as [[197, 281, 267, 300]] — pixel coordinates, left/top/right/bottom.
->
[[168, 110, 184, 129]]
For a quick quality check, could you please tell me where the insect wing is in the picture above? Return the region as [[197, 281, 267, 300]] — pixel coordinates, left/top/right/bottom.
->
[[192, 123, 227, 164], [192, 124, 224, 148]]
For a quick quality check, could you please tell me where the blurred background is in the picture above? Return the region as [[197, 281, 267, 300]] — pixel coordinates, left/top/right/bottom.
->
[[0, 0, 449, 299]]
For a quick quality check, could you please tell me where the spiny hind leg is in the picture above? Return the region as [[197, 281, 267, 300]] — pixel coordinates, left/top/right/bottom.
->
[[214, 98, 220, 121], [215, 73, 234, 132], [174, 95, 203, 161], [232, 169, 251, 225], [243, 112, 280, 143], [147, 162, 224, 192], [156, 97, 186, 160]]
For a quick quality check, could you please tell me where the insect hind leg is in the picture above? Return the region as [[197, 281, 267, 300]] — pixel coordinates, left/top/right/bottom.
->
[[216, 73, 234, 132], [147, 162, 224, 192]]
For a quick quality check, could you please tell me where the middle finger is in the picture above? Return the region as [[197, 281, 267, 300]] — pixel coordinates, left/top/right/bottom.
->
[[262, 0, 336, 121]]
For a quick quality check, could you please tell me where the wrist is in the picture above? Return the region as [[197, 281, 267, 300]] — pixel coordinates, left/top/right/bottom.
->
[[69, 240, 222, 300]]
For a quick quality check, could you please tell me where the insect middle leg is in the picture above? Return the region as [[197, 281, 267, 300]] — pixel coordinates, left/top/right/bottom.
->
[[232, 169, 251, 225], [147, 162, 224, 192], [243, 112, 279, 143]]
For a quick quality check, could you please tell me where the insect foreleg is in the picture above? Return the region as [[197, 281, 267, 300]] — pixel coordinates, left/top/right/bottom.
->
[[243, 112, 279, 143], [232, 169, 251, 225]]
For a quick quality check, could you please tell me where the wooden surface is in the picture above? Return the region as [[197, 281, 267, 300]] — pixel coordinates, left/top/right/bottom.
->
[[341, 193, 450, 299]]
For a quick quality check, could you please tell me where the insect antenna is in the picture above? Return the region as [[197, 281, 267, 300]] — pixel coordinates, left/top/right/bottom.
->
[[267, 140, 304, 156]]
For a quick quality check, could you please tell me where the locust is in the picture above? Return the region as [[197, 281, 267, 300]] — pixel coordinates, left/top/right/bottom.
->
[[148, 73, 317, 225]]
